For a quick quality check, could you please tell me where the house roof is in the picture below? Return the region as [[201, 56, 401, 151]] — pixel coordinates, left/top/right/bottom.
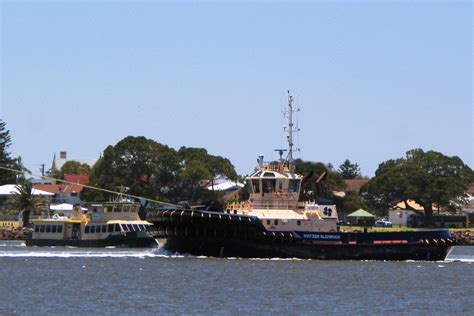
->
[[64, 174, 90, 185], [207, 181, 244, 191], [33, 183, 84, 194], [347, 209, 375, 218], [0, 184, 54, 196], [344, 179, 368, 192], [466, 184, 474, 195], [393, 199, 443, 211]]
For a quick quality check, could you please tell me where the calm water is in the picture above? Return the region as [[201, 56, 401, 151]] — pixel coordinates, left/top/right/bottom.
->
[[0, 242, 472, 315]]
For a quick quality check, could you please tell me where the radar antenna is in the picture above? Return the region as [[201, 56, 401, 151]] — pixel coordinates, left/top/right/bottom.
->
[[283, 90, 300, 173]]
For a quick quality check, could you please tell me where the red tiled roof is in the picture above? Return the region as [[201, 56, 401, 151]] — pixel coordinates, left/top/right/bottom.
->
[[466, 184, 474, 195], [64, 174, 90, 185], [33, 183, 84, 194], [344, 179, 369, 192]]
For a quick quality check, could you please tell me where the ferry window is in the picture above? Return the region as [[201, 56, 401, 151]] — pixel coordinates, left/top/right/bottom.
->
[[90, 226, 96, 233], [274, 220, 278, 225], [108, 224, 114, 232], [262, 179, 276, 193], [289, 179, 300, 193], [35, 225, 39, 232], [266, 220, 271, 225], [45, 225, 51, 233], [252, 179, 260, 193], [40, 225, 45, 233], [263, 172, 275, 177], [52, 225, 57, 233], [58, 225, 63, 233], [101, 225, 107, 233], [85, 226, 90, 234], [115, 224, 121, 232], [278, 181, 283, 190], [297, 220, 301, 226]]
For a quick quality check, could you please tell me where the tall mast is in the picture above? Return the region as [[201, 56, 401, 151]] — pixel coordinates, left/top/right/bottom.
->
[[287, 90, 295, 173]]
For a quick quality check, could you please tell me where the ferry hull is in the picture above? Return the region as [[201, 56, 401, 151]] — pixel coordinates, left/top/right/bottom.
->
[[26, 233, 157, 248], [157, 236, 452, 261]]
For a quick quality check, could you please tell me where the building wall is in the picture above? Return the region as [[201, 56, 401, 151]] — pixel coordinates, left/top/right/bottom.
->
[[388, 210, 417, 226]]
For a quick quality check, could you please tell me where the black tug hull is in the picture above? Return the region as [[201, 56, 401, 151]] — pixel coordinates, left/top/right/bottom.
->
[[147, 209, 453, 261], [157, 236, 451, 261]]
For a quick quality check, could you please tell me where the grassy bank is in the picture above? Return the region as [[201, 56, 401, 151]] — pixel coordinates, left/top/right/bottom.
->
[[339, 225, 474, 233]]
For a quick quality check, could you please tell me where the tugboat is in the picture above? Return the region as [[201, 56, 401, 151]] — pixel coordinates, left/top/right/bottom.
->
[[146, 93, 454, 260], [27, 201, 157, 247]]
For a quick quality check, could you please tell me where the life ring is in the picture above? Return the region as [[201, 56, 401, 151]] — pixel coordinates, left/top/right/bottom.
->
[[276, 189, 284, 197]]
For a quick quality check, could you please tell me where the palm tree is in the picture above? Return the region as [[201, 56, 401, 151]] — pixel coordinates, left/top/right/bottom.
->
[[9, 181, 45, 227]]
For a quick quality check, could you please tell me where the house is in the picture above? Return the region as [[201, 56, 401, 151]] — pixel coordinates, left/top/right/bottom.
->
[[207, 181, 245, 199], [33, 182, 85, 205]]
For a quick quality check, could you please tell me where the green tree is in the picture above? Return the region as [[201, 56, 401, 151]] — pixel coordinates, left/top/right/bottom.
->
[[334, 192, 372, 218], [53, 160, 91, 179], [338, 159, 361, 180], [361, 149, 474, 225], [83, 136, 238, 205], [8, 181, 46, 227], [0, 119, 17, 184], [295, 159, 345, 200]]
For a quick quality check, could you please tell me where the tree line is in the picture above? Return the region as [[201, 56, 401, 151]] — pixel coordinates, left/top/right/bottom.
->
[[1, 118, 473, 226]]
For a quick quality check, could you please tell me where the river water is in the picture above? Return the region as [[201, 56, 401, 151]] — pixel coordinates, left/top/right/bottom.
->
[[0, 241, 472, 315]]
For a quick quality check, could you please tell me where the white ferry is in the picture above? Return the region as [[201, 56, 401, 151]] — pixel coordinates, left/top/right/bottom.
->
[[27, 201, 157, 247]]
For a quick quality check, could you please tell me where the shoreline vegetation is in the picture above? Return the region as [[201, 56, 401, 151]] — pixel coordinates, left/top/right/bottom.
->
[[1, 224, 473, 245]]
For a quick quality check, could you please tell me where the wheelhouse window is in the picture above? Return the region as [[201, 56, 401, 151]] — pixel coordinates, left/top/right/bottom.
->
[[262, 179, 276, 193], [246, 181, 254, 194], [85, 226, 90, 234], [297, 220, 301, 226], [90, 226, 96, 233], [289, 179, 300, 193], [40, 225, 45, 233], [35, 225, 39, 232], [252, 179, 260, 193], [101, 225, 107, 233], [266, 220, 271, 225], [115, 224, 121, 232], [45, 225, 51, 233], [58, 225, 63, 233], [108, 224, 114, 232], [274, 219, 278, 225], [52, 225, 57, 233]]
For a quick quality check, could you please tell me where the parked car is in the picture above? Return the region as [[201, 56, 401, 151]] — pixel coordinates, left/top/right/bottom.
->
[[375, 219, 392, 227]]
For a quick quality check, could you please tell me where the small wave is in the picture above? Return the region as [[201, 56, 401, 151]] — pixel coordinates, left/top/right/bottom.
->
[[445, 257, 474, 263]]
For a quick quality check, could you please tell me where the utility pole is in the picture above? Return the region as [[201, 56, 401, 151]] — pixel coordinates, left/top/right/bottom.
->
[[40, 164, 45, 177]]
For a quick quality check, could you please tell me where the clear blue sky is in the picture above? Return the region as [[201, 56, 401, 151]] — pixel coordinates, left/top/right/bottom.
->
[[1, 0, 472, 177]]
